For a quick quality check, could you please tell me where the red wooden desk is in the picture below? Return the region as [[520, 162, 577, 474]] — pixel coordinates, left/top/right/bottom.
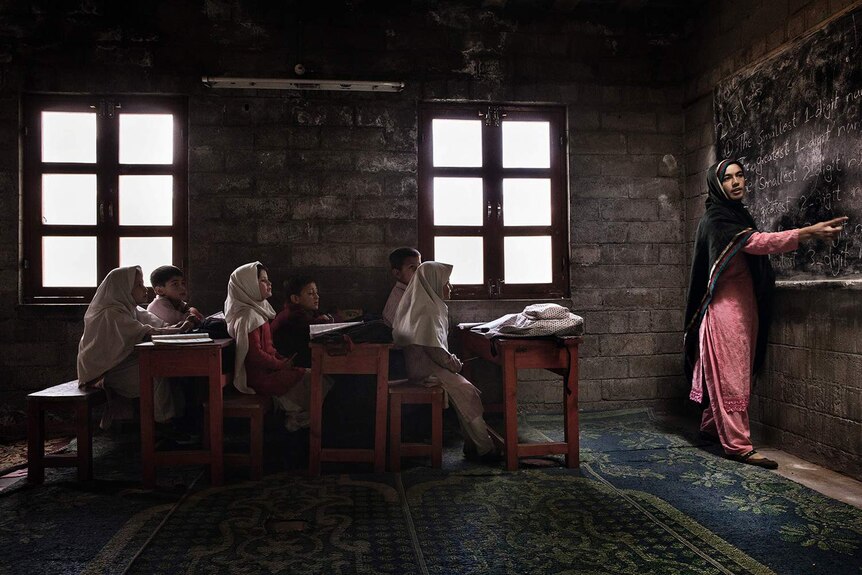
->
[[309, 342, 391, 477], [137, 338, 233, 488], [458, 328, 583, 471]]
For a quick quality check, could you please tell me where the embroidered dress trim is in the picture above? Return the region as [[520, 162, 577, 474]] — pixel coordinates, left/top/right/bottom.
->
[[684, 228, 754, 335]]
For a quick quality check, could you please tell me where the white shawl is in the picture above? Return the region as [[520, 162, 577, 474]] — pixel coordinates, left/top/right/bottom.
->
[[392, 262, 453, 351], [224, 262, 275, 394], [77, 266, 165, 386], [469, 303, 585, 338]]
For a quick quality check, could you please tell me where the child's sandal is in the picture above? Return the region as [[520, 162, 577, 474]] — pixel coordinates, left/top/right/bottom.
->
[[728, 449, 778, 469]]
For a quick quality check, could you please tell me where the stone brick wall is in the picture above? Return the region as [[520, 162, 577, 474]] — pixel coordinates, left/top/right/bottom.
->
[[683, 0, 862, 479], [0, 1, 689, 434]]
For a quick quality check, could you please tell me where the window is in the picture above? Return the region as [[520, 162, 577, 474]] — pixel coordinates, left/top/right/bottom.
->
[[22, 95, 188, 303], [418, 103, 569, 299]]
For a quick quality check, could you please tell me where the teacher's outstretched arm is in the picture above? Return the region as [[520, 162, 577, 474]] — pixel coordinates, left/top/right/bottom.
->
[[797, 216, 849, 242]]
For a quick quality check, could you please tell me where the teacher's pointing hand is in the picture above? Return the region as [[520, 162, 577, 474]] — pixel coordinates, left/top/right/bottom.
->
[[798, 216, 849, 242]]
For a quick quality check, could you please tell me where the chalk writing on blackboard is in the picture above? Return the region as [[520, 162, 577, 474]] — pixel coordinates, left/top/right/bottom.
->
[[714, 9, 862, 279]]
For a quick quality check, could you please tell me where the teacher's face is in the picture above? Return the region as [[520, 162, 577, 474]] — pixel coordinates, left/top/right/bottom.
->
[[721, 164, 746, 200]]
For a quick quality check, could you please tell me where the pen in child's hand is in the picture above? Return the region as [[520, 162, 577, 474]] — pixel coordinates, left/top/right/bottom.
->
[[285, 353, 298, 366]]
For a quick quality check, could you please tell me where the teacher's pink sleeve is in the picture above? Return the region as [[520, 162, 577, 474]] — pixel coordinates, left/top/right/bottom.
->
[[743, 229, 799, 255]]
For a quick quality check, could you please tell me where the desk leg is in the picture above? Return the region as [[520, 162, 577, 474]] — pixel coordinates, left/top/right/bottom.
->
[[564, 344, 580, 469], [309, 348, 323, 477], [208, 351, 224, 486], [373, 349, 389, 473], [502, 348, 519, 472], [139, 354, 156, 488]]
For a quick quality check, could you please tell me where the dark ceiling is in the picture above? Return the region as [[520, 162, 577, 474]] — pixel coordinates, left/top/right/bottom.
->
[[286, 0, 705, 16]]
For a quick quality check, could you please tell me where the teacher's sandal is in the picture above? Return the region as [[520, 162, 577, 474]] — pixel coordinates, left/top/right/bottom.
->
[[728, 449, 778, 470]]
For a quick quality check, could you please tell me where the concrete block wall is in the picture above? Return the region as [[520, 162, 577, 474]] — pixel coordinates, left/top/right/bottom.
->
[[683, 0, 862, 479], [758, 287, 862, 479], [0, 1, 690, 434]]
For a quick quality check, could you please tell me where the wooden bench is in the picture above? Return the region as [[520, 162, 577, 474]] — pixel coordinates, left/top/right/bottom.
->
[[27, 380, 106, 484], [203, 393, 271, 480], [389, 383, 443, 472]]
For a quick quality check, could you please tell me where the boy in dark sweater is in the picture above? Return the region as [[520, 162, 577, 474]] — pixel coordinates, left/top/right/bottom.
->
[[271, 276, 334, 368]]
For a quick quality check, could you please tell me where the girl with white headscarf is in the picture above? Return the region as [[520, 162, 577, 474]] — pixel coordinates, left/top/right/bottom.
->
[[77, 266, 185, 424], [224, 262, 325, 431], [393, 262, 497, 460]]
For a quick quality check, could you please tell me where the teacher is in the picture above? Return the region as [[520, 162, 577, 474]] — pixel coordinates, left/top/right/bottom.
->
[[684, 158, 847, 469]]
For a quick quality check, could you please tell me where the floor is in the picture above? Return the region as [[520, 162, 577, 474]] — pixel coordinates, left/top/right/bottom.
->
[[3, 418, 861, 510], [761, 446, 862, 509]]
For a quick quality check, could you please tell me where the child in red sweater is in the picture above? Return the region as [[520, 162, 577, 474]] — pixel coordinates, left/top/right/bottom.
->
[[271, 276, 336, 369], [225, 263, 330, 432]]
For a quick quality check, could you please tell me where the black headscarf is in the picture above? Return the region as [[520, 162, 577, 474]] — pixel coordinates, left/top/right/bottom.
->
[[683, 159, 776, 390]]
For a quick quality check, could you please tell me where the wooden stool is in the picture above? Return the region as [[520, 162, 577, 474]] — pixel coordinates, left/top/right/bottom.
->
[[27, 380, 106, 484], [389, 384, 443, 472], [204, 393, 271, 480]]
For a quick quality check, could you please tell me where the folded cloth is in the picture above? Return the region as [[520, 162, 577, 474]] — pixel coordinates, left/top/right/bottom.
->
[[470, 303, 584, 338]]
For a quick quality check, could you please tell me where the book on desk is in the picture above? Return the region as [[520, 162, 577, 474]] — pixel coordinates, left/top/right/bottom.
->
[[309, 321, 362, 339], [151, 333, 214, 345]]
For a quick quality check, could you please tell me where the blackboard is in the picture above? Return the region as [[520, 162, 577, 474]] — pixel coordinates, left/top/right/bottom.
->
[[714, 8, 862, 280]]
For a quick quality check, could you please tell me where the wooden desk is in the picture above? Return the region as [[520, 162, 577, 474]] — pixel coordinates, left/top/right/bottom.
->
[[137, 338, 233, 488], [458, 328, 583, 471], [309, 342, 391, 476]]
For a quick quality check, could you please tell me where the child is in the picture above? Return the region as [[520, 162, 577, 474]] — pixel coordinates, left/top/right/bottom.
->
[[382, 247, 421, 328], [77, 266, 192, 432], [147, 265, 203, 326], [392, 262, 499, 463], [224, 262, 326, 432], [271, 276, 335, 369]]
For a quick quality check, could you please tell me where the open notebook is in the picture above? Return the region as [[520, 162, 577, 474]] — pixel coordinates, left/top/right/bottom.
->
[[151, 333, 214, 345], [309, 321, 362, 339]]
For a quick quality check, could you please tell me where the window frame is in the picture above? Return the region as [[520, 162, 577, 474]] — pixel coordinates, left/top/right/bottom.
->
[[418, 102, 570, 300], [22, 94, 188, 304]]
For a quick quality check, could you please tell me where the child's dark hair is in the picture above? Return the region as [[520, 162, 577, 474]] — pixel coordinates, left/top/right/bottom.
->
[[150, 265, 183, 287], [256, 263, 268, 277], [389, 247, 421, 270], [284, 275, 315, 297]]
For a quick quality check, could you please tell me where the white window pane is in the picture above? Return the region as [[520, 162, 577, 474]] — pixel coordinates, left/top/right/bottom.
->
[[432, 119, 482, 167], [119, 175, 173, 226], [119, 114, 173, 164], [434, 236, 483, 285], [502, 121, 550, 168], [433, 177, 483, 226], [503, 179, 551, 226], [504, 236, 552, 284], [120, 237, 173, 287], [42, 236, 97, 287], [41, 112, 97, 164], [42, 174, 97, 225]]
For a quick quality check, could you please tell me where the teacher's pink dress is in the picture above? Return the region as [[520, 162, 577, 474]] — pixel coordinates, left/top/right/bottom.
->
[[691, 229, 799, 455]]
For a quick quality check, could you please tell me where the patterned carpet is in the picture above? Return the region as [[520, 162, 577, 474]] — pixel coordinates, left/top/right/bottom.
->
[[536, 409, 862, 575], [0, 436, 72, 473], [1, 410, 859, 575]]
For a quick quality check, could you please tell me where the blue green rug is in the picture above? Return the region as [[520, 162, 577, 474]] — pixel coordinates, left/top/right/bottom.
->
[[534, 409, 862, 575], [1, 409, 859, 574]]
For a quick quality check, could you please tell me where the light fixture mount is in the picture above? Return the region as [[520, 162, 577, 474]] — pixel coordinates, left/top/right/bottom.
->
[[202, 76, 404, 93]]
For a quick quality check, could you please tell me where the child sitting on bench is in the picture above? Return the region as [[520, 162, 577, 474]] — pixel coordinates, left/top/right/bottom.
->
[[271, 276, 336, 369], [393, 262, 499, 464], [77, 266, 193, 435], [225, 262, 330, 432], [147, 265, 204, 326]]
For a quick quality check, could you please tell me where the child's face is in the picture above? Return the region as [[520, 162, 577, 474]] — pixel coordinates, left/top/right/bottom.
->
[[290, 282, 320, 311], [258, 270, 273, 300], [443, 281, 453, 300], [131, 271, 148, 305], [394, 256, 421, 285], [154, 275, 187, 303]]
